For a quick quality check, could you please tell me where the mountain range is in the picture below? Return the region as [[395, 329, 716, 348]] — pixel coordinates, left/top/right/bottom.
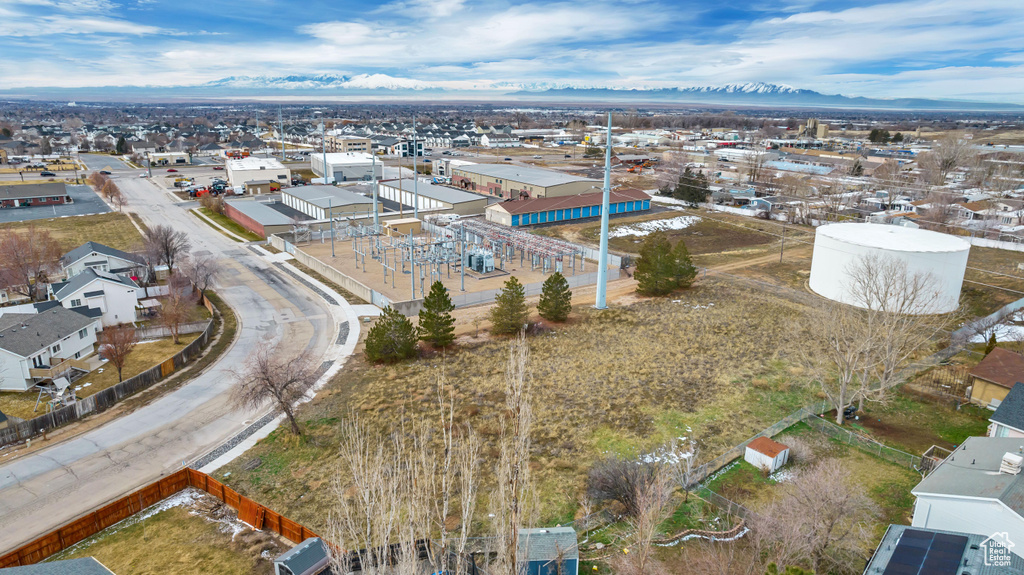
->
[[1, 75, 1020, 111]]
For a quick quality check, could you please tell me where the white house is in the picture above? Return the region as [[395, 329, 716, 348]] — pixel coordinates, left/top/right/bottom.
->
[[744, 436, 790, 473], [911, 436, 1024, 557], [61, 241, 146, 281], [990, 385, 1024, 438], [0, 307, 100, 391], [481, 133, 521, 148], [51, 269, 140, 328]]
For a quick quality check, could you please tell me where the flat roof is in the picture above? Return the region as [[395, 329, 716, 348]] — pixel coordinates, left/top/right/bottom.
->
[[487, 188, 650, 215], [226, 199, 296, 226], [284, 185, 373, 208], [379, 178, 487, 205], [385, 217, 421, 225], [913, 436, 1024, 516], [817, 222, 971, 253], [226, 156, 287, 171], [864, 525, 1023, 575], [0, 182, 67, 200], [321, 152, 375, 165], [453, 163, 599, 188]]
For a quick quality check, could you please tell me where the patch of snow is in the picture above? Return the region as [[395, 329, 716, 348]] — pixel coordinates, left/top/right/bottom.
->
[[657, 527, 749, 547], [769, 467, 797, 483], [970, 323, 1024, 343], [609, 215, 701, 238], [650, 195, 689, 206]]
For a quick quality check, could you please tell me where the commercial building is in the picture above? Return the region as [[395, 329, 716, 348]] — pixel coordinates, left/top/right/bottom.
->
[[451, 164, 599, 200], [223, 199, 301, 238], [485, 188, 651, 227], [147, 151, 190, 165], [480, 133, 520, 148], [225, 157, 291, 188], [0, 182, 71, 208], [282, 185, 374, 220], [310, 152, 382, 183], [377, 179, 489, 216], [325, 135, 371, 153]]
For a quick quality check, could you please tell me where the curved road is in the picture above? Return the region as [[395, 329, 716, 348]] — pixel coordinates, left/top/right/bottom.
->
[[0, 160, 339, 553]]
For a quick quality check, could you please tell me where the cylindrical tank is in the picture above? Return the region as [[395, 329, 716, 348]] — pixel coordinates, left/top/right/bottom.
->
[[808, 223, 970, 314]]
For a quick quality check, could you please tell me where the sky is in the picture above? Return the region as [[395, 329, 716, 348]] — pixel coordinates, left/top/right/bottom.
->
[[1, 0, 1023, 102]]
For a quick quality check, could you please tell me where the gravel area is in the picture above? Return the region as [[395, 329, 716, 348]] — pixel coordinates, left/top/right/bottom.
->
[[271, 262, 339, 305], [336, 321, 349, 345]]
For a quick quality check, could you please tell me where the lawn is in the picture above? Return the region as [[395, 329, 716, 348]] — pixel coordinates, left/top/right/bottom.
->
[[0, 333, 200, 420], [960, 246, 1024, 316], [851, 389, 990, 454], [0, 212, 143, 252], [194, 207, 264, 242], [47, 489, 283, 574], [218, 277, 823, 533]]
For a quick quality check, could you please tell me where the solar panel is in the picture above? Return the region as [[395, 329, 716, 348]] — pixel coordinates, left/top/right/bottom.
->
[[883, 530, 968, 575]]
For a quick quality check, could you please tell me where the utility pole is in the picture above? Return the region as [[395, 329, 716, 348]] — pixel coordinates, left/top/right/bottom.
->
[[595, 113, 612, 309], [278, 107, 285, 162], [329, 196, 335, 258], [412, 121, 419, 219], [320, 118, 329, 185], [372, 153, 379, 226], [780, 220, 786, 263]]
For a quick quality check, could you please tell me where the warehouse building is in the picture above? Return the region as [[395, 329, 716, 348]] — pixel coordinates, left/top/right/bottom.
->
[[378, 179, 489, 216], [485, 188, 651, 227], [0, 182, 71, 208], [451, 164, 599, 200], [310, 152, 382, 183], [226, 157, 291, 188], [282, 185, 374, 220], [223, 199, 300, 238]]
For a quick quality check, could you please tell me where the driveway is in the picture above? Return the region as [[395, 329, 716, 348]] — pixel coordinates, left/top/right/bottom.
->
[[0, 176, 342, 553]]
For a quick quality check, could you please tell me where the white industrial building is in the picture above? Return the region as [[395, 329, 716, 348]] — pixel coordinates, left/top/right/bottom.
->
[[282, 185, 373, 220], [377, 179, 489, 216], [310, 152, 382, 184], [808, 223, 969, 314], [225, 157, 291, 188]]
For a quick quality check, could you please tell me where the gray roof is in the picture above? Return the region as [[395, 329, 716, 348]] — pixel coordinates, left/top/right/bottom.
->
[[0, 558, 115, 574], [518, 527, 578, 562], [225, 199, 295, 226], [53, 268, 138, 301], [380, 179, 487, 206], [62, 242, 143, 268], [453, 164, 598, 188], [285, 185, 373, 208], [0, 307, 97, 358], [913, 436, 1024, 516], [275, 537, 331, 575], [864, 524, 1024, 575], [993, 384, 1024, 434], [0, 182, 68, 201]]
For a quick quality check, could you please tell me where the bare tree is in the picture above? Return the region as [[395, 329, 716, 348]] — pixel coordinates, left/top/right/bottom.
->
[[669, 438, 700, 502], [752, 460, 878, 574], [99, 324, 138, 382], [613, 463, 673, 575], [231, 341, 318, 435], [180, 252, 217, 302], [742, 149, 769, 184], [159, 274, 194, 344], [0, 226, 62, 301], [919, 192, 961, 233], [144, 224, 191, 272], [919, 132, 976, 185], [806, 300, 873, 425]]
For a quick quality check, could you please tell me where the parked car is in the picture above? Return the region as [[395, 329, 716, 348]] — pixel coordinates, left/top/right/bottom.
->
[[504, 157, 512, 161], [167, 168, 178, 172], [99, 170, 112, 175], [40, 171, 56, 177], [564, 154, 572, 158], [213, 166, 224, 170], [139, 173, 149, 178], [533, 155, 542, 159]]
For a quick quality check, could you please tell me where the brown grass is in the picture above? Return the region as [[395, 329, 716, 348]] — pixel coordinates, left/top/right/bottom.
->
[[0, 212, 144, 252]]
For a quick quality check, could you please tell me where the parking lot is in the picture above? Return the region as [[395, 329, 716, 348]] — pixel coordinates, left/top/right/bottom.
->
[[0, 184, 110, 224]]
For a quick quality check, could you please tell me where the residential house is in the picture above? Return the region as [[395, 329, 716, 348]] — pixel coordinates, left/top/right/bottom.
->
[[911, 436, 1024, 557], [480, 133, 521, 148], [50, 269, 140, 328], [990, 384, 1024, 438], [0, 307, 100, 391], [968, 347, 1024, 407], [863, 524, 1024, 574], [61, 241, 146, 281]]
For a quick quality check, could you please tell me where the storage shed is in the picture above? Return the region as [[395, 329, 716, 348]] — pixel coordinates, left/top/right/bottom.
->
[[518, 527, 578, 575], [744, 436, 790, 473], [486, 188, 651, 227], [384, 217, 422, 237]]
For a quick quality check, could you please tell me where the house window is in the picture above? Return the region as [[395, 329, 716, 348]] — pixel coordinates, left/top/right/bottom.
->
[[997, 425, 1010, 437], [70, 298, 82, 307], [79, 328, 88, 339], [51, 343, 61, 354]]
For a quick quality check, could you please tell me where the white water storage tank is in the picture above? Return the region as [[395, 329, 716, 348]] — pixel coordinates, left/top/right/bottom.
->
[[809, 223, 970, 314]]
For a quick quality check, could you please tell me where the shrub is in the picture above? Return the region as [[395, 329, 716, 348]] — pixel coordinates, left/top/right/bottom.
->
[[418, 280, 455, 347], [586, 456, 658, 518], [365, 306, 419, 363], [634, 232, 697, 296], [537, 271, 572, 322], [490, 276, 528, 334]]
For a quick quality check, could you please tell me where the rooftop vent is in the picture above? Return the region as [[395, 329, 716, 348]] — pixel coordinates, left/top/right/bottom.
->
[[1001, 452, 1022, 475]]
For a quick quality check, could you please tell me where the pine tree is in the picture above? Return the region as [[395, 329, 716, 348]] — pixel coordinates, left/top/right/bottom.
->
[[116, 136, 127, 155], [537, 271, 572, 322], [490, 276, 528, 334], [986, 332, 998, 355], [635, 232, 697, 296], [364, 306, 418, 363], [671, 239, 698, 289], [419, 280, 456, 347]]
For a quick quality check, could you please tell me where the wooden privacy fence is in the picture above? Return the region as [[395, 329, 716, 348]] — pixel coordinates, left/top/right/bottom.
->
[[0, 318, 214, 448], [0, 468, 319, 568]]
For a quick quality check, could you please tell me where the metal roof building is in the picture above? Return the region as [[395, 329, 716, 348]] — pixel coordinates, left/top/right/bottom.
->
[[282, 185, 374, 220], [518, 527, 578, 575], [223, 199, 301, 238], [486, 188, 650, 227], [377, 178, 489, 215], [451, 164, 599, 200]]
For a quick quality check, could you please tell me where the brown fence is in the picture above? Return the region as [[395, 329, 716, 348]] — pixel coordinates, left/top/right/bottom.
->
[[0, 468, 318, 568], [0, 317, 215, 448]]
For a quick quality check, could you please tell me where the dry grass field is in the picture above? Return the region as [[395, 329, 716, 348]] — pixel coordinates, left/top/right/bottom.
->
[[219, 276, 822, 531], [0, 212, 143, 252]]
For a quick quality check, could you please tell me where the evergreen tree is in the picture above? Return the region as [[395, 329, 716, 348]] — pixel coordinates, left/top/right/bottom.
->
[[635, 232, 697, 296], [115, 136, 127, 155], [892, 132, 904, 143], [490, 276, 528, 334], [418, 280, 456, 347], [364, 306, 418, 363], [537, 271, 572, 322], [659, 167, 710, 207], [986, 332, 998, 356]]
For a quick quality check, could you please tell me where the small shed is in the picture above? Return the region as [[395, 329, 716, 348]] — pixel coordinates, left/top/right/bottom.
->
[[518, 526, 578, 575], [245, 179, 274, 195], [274, 537, 331, 575], [744, 436, 790, 473], [384, 217, 422, 237]]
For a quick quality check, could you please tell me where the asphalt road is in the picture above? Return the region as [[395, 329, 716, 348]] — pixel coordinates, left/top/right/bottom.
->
[[0, 171, 339, 553], [0, 185, 110, 224]]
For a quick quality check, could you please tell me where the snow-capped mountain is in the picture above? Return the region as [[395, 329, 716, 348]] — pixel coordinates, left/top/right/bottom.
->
[[202, 73, 438, 91]]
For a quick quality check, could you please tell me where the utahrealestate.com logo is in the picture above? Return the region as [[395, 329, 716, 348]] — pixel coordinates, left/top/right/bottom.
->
[[982, 532, 1014, 567]]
